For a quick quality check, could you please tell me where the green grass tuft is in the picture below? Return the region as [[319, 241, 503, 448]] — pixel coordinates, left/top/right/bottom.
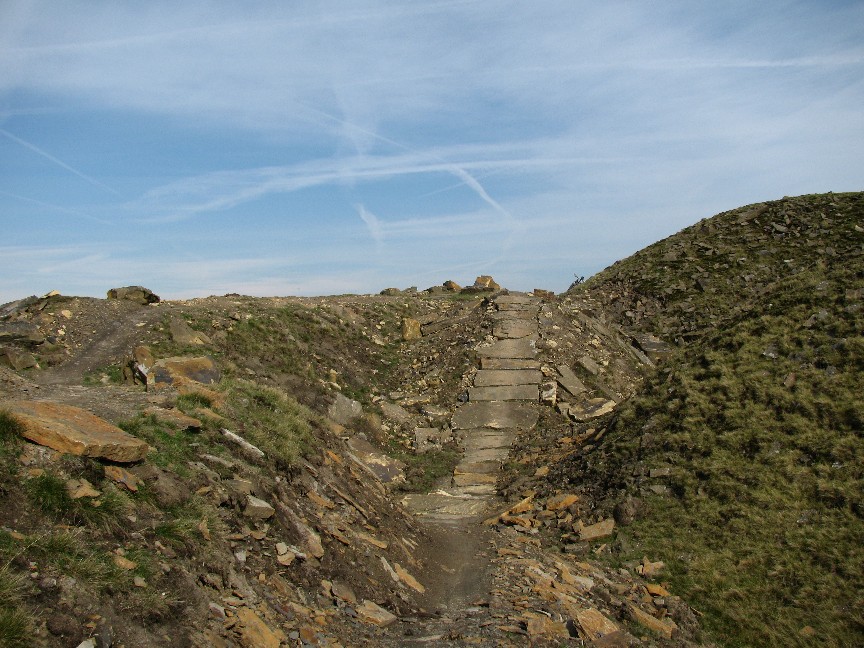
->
[[0, 607, 31, 648], [222, 379, 314, 468], [26, 472, 73, 516]]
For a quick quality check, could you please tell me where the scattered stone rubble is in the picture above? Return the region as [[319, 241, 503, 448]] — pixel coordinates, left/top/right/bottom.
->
[[0, 280, 703, 647]]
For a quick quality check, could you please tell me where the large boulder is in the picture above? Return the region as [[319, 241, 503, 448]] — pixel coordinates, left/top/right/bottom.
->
[[2, 400, 149, 462], [150, 356, 221, 386], [461, 275, 501, 294], [106, 286, 160, 305], [0, 321, 44, 347], [0, 347, 39, 370]]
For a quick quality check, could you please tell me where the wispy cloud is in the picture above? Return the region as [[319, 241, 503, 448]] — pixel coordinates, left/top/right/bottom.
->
[[356, 204, 385, 246], [0, 128, 120, 196], [1, 1, 862, 303]]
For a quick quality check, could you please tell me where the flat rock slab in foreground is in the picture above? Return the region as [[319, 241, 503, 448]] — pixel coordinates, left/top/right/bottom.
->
[[2, 400, 150, 462], [452, 401, 538, 430], [402, 492, 491, 520]]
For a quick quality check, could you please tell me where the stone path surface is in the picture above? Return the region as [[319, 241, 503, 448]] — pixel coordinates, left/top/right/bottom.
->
[[404, 294, 542, 523], [403, 294, 543, 614]]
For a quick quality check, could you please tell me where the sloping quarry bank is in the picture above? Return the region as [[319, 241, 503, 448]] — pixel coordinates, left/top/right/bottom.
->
[[0, 191, 861, 647], [0, 285, 692, 648]]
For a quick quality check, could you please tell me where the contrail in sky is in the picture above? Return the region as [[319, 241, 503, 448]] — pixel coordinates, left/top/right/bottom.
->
[[0, 189, 113, 225], [295, 101, 517, 224], [0, 128, 121, 197]]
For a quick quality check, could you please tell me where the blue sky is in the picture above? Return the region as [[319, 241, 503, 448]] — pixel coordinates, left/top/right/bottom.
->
[[1, 1, 862, 302]]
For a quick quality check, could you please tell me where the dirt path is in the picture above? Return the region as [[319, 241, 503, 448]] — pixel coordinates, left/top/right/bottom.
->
[[402, 294, 543, 629], [35, 305, 164, 387]]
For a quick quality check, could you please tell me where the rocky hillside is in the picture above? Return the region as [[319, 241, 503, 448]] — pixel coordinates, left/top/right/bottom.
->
[[562, 192, 863, 646], [0, 191, 860, 648]]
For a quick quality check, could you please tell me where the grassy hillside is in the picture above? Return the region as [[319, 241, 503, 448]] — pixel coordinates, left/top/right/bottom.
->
[[564, 192, 864, 646]]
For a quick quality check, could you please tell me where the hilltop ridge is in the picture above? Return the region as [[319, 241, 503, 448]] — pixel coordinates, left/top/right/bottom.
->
[[0, 191, 861, 647]]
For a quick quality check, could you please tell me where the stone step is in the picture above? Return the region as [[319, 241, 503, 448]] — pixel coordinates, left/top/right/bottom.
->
[[493, 320, 537, 339], [469, 385, 539, 402], [454, 483, 497, 496], [480, 357, 541, 370], [468, 385, 540, 402], [459, 446, 511, 463], [452, 402, 539, 430], [453, 472, 498, 486], [474, 369, 543, 387], [489, 310, 536, 321], [476, 338, 537, 359], [460, 432, 515, 451], [454, 460, 501, 474], [494, 295, 536, 306], [402, 492, 491, 518]]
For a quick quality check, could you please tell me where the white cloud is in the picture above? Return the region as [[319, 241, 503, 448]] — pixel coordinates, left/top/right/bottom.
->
[[0, 1, 862, 300]]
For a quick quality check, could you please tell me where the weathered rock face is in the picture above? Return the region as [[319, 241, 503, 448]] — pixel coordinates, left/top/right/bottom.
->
[[106, 286, 160, 305], [2, 400, 149, 462], [234, 607, 285, 648], [0, 321, 44, 347], [150, 356, 221, 386], [443, 280, 462, 292], [473, 275, 500, 291], [327, 393, 362, 425], [346, 437, 406, 485], [401, 317, 421, 341], [461, 275, 501, 293], [0, 347, 39, 370]]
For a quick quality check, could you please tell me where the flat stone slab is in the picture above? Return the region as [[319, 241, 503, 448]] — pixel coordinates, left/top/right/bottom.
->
[[454, 483, 497, 496], [476, 338, 537, 359], [461, 446, 510, 463], [489, 310, 536, 321], [402, 492, 491, 518], [452, 402, 538, 430], [474, 369, 542, 387], [480, 357, 541, 370], [494, 297, 538, 311], [495, 295, 536, 306], [454, 460, 501, 474], [469, 385, 539, 402], [461, 432, 515, 451], [556, 365, 587, 397], [3, 400, 150, 462], [346, 437, 406, 485], [453, 472, 498, 486], [493, 320, 537, 339]]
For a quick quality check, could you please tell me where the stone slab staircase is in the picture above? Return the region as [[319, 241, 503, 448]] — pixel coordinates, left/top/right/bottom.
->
[[404, 294, 541, 522]]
